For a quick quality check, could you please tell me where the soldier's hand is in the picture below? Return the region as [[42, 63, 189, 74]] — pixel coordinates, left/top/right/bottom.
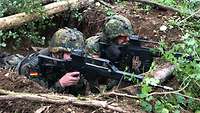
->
[[59, 71, 80, 87]]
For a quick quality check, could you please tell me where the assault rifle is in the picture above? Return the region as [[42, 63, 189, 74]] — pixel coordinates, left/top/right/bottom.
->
[[38, 53, 173, 90], [100, 35, 199, 74]]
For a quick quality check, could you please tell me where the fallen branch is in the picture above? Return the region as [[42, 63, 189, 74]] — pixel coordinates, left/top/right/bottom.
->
[[105, 82, 200, 102], [0, 0, 95, 30], [96, 0, 114, 8], [132, 0, 200, 18], [0, 89, 126, 113]]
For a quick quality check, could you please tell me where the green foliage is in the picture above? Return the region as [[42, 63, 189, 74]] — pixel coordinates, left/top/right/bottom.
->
[[154, 99, 181, 113], [163, 30, 200, 97], [110, 0, 125, 3], [154, 0, 200, 13], [104, 7, 115, 16], [141, 100, 153, 112], [158, 6, 200, 112], [0, 17, 55, 48], [0, 0, 43, 17], [0, 0, 56, 48], [157, 0, 176, 6], [71, 9, 83, 22], [176, 95, 185, 105], [142, 5, 153, 12], [141, 84, 152, 95], [137, 1, 200, 112], [135, 2, 154, 13], [139, 79, 154, 112], [155, 100, 171, 113]]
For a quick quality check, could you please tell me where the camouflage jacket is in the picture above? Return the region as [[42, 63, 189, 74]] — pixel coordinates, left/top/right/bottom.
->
[[17, 48, 86, 95]]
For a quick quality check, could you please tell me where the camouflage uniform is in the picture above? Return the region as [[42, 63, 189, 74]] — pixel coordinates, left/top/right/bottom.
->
[[15, 27, 87, 96], [0, 53, 24, 69], [85, 15, 134, 56], [85, 15, 135, 90]]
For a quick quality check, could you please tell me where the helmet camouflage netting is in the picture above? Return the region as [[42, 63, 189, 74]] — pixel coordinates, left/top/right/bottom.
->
[[103, 15, 134, 42], [49, 27, 85, 53]]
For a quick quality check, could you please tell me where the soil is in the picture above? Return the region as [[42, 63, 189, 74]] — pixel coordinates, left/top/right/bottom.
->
[[0, 1, 188, 113]]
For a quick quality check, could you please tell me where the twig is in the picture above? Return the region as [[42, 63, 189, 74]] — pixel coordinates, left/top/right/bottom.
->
[[178, 9, 200, 24], [146, 81, 189, 96], [194, 80, 200, 88], [104, 82, 200, 102], [180, 75, 191, 88], [174, 93, 200, 102], [116, 76, 124, 90], [0, 89, 127, 113], [105, 91, 140, 99]]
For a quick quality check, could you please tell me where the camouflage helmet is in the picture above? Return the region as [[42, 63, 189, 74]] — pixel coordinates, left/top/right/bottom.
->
[[103, 15, 134, 42], [85, 35, 100, 56], [49, 27, 85, 53]]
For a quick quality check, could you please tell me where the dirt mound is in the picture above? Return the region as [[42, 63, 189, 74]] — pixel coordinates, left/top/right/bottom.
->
[[0, 68, 145, 113], [0, 69, 49, 93], [0, 69, 97, 113]]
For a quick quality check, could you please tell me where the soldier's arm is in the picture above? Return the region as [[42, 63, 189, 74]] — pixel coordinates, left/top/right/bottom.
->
[[17, 52, 69, 93], [17, 53, 49, 87]]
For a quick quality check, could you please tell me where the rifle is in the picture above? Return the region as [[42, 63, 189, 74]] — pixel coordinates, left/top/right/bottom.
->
[[100, 35, 200, 74], [38, 53, 173, 90]]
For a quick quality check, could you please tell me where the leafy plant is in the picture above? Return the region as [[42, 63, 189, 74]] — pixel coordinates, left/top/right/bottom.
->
[[153, 0, 200, 14], [159, 10, 200, 112], [71, 9, 83, 22], [0, 0, 44, 17], [0, 0, 55, 48], [136, 1, 200, 112], [141, 100, 153, 112], [104, 7, 115, 16]]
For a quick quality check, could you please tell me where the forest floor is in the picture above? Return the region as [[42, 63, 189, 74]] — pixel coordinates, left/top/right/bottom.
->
[[0, 1, 191, 113]]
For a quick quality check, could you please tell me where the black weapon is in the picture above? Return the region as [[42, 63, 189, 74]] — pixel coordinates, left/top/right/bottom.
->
[[100, 35, 200, 74], [38, 53, 173, 90]]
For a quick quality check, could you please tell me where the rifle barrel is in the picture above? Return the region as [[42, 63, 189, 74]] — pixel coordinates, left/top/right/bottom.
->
[[129, 35, 160, 44]]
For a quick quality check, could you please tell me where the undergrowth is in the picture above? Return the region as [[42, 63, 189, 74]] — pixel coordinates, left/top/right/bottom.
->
[[139, 1, 200, 113]]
